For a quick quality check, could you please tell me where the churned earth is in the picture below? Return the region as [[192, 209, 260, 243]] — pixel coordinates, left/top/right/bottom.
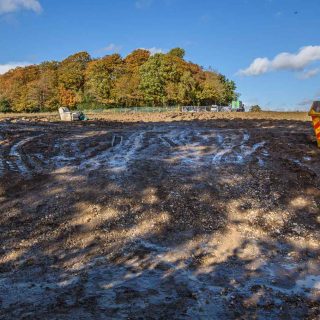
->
[[0, 113, 319, 319]]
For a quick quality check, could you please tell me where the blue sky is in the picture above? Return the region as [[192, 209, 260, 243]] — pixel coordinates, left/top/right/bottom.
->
[[0, 0, 320, 110]]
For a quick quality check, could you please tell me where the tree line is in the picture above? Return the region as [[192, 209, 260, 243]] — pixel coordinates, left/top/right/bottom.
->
[[0, 48, 238, 112]]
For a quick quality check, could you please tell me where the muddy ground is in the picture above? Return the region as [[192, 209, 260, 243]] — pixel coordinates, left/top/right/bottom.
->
[[0, 110, 311, 123], [0, 113, 319, 319]]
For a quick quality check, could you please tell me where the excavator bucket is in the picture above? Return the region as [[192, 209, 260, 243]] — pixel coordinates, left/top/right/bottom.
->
[[308, 101, 320, 148]]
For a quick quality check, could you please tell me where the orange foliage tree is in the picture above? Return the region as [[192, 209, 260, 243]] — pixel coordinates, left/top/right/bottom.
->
[[0, 48, 237, 112]]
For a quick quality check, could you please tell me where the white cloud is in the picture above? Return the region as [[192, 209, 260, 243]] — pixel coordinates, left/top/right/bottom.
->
[[99, 43, 122, 53], [140, 47, 164, 55], [0, 0, 42, 14], [238, 46, 320, 77], [135, 0, 153, 9], [0, 62, 31, 74], [239, 57, 270, 76], [298, 68, 320, 80]]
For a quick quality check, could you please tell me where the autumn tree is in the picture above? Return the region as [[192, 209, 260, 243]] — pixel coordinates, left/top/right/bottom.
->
[[2, 65, 40, 112], [28, 61, 59, 111], [0, 47, 238, 111], [125, 49, 150, 68], [113, 49, 150, 106], [58, 51, 91, 107], [85, 54, 123, 105]]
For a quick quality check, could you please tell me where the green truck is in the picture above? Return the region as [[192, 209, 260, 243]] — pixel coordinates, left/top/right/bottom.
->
[[231, 100, 245, 112]]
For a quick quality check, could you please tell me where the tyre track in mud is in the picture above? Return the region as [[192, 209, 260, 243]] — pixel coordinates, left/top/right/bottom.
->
[[0, 123, 281, 179], [0, 119, 320, 319], [8, 135, 45, 176]]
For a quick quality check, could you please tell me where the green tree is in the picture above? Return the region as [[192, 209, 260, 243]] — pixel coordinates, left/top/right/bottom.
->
[[199, 72, 224, 105], [140, 52, 186, 106], [85, 54, 123, 104], [250, 105, 262, 112], [139, 54, 167, 106], [168, 47, 185, 59], [218, 74, 238, 105], [177, 71, 198, 105], [0, 99, 12, 113]]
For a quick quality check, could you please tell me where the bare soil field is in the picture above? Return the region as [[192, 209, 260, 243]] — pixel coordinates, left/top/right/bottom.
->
[[0, 112, 319, 319], [0, 110, 311, 122]]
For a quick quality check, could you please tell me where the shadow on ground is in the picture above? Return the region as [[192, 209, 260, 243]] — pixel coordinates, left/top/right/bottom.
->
[[0, 118, 319, 319]]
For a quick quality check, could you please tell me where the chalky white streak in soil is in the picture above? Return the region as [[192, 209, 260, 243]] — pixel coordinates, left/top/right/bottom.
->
[[0, 133, 4, 176], [0, 127, 271, 177], [0, 119, 319, 319], [8, 135, 44, 176], [79, 131, 145, 172]]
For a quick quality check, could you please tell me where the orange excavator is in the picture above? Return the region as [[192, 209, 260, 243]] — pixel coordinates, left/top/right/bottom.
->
[[308, 101, 320, 148]]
